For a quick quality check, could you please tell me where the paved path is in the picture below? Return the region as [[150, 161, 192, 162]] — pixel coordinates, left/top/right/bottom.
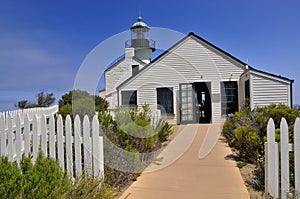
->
[[120, 124, 249, 199]]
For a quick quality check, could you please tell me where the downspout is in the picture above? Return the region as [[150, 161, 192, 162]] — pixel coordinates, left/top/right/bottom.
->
[[117, 88, 120, 107]]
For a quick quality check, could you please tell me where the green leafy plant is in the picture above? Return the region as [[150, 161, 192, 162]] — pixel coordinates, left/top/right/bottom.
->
[[222, 104, 299, 191], [0, 153, 71, 199], [99, 104, 173, 189], [20, 152, 71, 198], [0, 156, 22, 198], [232, 125, 261, 163], [64, 174, 117, 199]]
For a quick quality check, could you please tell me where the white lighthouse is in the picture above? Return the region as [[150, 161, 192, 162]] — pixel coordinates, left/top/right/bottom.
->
[[125, 17, 155, 64]]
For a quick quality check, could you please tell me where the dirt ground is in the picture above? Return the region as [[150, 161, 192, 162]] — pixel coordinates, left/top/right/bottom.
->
[[239, 163, 265, 199]]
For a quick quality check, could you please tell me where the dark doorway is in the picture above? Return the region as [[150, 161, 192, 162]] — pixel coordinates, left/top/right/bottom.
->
[[194, 82, 212, 123]]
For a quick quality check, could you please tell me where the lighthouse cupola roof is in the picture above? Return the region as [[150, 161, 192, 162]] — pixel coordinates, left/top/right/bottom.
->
[[130, 17, 149, 30]]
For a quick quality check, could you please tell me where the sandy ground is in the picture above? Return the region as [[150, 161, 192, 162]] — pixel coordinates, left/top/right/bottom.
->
[[119, 124, 249, 199]]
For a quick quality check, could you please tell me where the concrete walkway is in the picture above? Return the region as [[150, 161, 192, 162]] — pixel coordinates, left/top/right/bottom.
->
[[120, 124, 249, 199]]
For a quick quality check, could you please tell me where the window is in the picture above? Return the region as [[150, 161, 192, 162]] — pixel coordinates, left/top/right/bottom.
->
[[132, 65, 139, 76], [157, 88, 173, 115], [121, 90, 137, 106], [244, 80, 250, 107], [221, 81, 238, 115]]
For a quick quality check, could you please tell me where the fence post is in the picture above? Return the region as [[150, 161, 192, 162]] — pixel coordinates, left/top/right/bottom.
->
[[41, 115, 47, 157], [0, 114, 5, 156], [49, 115, 56, 159], [32, 115, 39, 161], [57, 115, 64, 171], [280, 118, 290, 199], [92, 115, 102, 177], [83, 115, 92, 177], [266, 118, 279, 198], [265, 142, 269, 199], [15, 114, 22, 163], [74, 115, 82, 177], [24, 114, 31, 156], [7, 115, 13, 161], [295, 117, 300, 196], [65, 115, 73, 177]]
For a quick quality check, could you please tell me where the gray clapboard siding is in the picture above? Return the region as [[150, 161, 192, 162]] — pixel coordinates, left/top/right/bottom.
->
[[251, 73, 290, 107], [238, 73, 249, 109], [105, 57, 146, 108], [119, 35, 245, 124]]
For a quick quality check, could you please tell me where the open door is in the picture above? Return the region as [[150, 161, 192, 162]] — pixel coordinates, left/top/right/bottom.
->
[[194, 82, 212, 123], [179, 83, 195, 124]]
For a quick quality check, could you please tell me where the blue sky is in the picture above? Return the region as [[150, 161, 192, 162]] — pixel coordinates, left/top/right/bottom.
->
[[1, 0, 300, 111]]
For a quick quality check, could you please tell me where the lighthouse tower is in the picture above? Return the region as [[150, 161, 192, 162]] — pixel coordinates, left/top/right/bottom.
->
[[125, 17, 155, 64]]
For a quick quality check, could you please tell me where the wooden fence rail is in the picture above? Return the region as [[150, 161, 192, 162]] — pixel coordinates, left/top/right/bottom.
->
[[0, 105, 59, 120], [265, 117, 300, 199], [0, 113, 104, 179]]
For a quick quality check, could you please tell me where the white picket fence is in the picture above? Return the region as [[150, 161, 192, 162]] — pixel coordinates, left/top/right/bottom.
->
[[0, 113, 104, 179], [0, 105, 59, 119], [265, 117, 300, 199]]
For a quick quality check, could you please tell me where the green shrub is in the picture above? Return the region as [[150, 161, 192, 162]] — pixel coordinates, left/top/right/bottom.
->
[[0, 156, 22, 198], [156, 119, 173, 143], [222, 104, 299, 191], [100, 104, 173, 189], [20, 152, 71, 198], [232, 125, 261, 163], [64, 174, 117, 199], [222, 120, 236, 146], [0, 153, 71, 199], [0, 153, 118, 199]]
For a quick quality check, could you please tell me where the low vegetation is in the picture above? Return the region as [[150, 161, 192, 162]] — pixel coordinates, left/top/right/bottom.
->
[[222, 104, 299, 191], [0, 152, 114, 199], [1, 90, 173, 198], [98, 104, 172, 189]]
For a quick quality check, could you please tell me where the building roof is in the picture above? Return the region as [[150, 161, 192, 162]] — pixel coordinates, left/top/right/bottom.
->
[[188, 32, 293, 83], [117, 32, 293, 89], [130, 17, 149, 30]]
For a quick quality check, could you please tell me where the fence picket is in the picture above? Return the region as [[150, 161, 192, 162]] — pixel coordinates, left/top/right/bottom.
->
[[74, 115, 82, 177], [49, 115, 55, 159], [92, 115, 101, 177], [23, 114, 30, 156], [280, 118, 290, 199], [0, 114, 5, 156], [266, 118, 279, 198], [0, 110, 104, 180], [65, 115, 73, 177], [32, 115, 39, 160], [99, 135, 104, 177], [265, 117, 300, 198], [7, 115, 13, 161], [83, 115, 92, 176], [295, 117, 300, 196], [57, 115, 64, 171], [41, 115, 47, 157], [15, 114, 22, 163]]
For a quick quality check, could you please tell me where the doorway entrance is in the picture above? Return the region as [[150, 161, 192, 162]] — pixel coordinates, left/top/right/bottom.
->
[[194, 82, 211, 123], [179, 82, 212, 124]]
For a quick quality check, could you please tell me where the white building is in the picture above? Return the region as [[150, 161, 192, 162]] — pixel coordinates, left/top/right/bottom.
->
[[100, 17, 293, 124]]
